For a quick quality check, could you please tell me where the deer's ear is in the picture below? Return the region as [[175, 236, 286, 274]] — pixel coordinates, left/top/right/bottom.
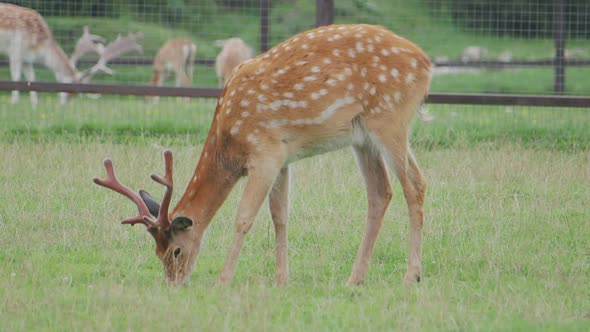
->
[[139, 190, 160, 217], [171, 216, 193, 232]]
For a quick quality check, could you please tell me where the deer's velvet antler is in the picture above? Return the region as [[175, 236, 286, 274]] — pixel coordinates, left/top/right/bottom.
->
[[93, 150, 174, 230]]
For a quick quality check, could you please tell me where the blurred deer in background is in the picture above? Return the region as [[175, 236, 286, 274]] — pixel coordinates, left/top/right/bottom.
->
[[215, 37, 253, 87], [147, 38, 197, 103], [0, 3, 143, 107], [95, 24, 432, 287]]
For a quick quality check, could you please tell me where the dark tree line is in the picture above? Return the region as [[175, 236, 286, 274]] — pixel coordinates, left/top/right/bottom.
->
[[430, 0, 590, 38], [9, 0, 590, 38]]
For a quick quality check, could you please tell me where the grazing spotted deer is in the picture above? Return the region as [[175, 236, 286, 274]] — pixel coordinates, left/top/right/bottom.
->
[[215, 37, 253, 87], [0, 3, 142, 106], [94, 24, 432, 287], [147, 38, 197, 103]]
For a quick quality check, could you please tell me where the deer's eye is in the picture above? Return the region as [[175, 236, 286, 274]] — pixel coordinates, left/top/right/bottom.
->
[[173, 248, 181, 258]]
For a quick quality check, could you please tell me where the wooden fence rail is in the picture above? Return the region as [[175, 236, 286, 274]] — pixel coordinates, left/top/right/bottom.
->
[[1, 81, 589, 108]]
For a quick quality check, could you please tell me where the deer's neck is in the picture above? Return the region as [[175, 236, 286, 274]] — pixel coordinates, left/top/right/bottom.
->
[[42, 40, 77, 81], [172, 129, 245, 227]]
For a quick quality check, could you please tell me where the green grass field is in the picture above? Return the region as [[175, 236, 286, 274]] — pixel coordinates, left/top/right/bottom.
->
[[1, 1, 589, 330], [0, 97, 589, 331]]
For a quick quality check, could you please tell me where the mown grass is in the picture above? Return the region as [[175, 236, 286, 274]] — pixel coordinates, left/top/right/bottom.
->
[[1, 98, 589, 331], [0, 135, 588, 331], [0, 2, 589, 329], [1, 96, 589, 151]]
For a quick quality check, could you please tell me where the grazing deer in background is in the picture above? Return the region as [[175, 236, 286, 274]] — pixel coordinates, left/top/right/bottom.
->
[[95, 24, 432, 287], [215, 37, 253, 87], [0, 3, 143, 106], [147, 38, 197, 103]]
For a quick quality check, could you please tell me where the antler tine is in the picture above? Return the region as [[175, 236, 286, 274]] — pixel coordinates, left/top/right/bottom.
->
[[93, 158, 153, 227], [83, 25, 106, 43], [89, 31, 144, 75], [70, 26, 105, 68], [150, 150, 174, 229]]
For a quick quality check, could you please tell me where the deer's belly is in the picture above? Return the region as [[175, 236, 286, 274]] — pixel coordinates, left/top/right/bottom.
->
[[286, 135, 352, 163]]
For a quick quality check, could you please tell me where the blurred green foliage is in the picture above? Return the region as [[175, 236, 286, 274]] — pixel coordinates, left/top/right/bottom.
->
[[429, 0, 590, 38]]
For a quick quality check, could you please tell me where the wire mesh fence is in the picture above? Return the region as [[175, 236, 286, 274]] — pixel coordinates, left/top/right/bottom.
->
[[0, 0, 588, 143]]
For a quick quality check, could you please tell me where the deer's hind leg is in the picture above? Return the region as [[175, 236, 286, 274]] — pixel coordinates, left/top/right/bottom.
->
[[347, 143, 393, 286], [269, 166, 290, 286], [368, 120, 426, 284]]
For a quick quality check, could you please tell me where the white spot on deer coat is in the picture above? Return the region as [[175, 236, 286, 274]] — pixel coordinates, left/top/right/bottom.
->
[[247, 134, 259, 145], [256, 103, 268, 113], [391, 68, 399, 78], [315, 96, 355, 123], [356, 42, 364, 52]]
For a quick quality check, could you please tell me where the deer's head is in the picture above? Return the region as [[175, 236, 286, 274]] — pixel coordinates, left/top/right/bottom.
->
[[93, 150, 197, 286]]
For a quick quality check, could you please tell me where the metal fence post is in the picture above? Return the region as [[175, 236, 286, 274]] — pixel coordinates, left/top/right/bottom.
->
[[260, 0, 271, 53], [553, 0, 566, 95], [316, 0, 335, 27]]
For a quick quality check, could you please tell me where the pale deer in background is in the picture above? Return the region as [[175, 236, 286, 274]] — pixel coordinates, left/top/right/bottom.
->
[[147, 38, 196, 103], [214, 37, 253, 87], [95, 24, 432, 287], [0, 3, 143, 106]]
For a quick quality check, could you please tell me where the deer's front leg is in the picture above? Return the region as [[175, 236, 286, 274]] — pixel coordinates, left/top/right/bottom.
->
[[22, 63, 38, 107], [9, 56, 22, 105], [269, 166, 290, 286], [215, 160, 282, 286]]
